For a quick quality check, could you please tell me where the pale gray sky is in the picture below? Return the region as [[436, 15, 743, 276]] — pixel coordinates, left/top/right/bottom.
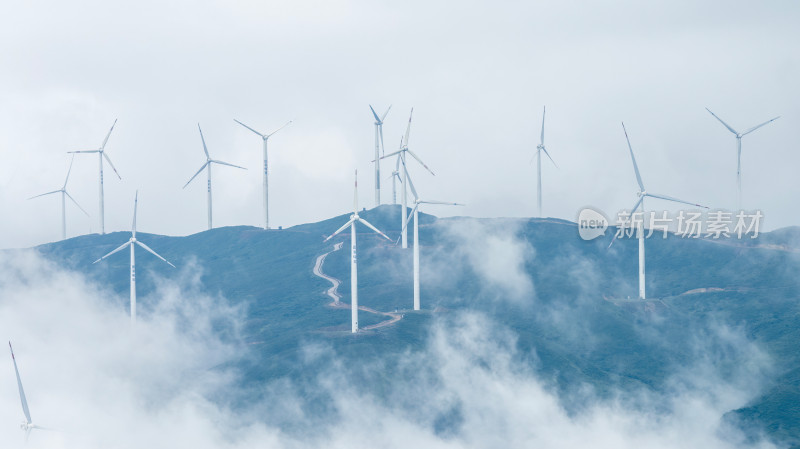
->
[[1, 0, 798, 248]]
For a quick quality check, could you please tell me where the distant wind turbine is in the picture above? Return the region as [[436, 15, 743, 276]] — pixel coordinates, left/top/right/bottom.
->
[[614, 123, 708, 300], [398, 161, 463, 310], [68, 119, 121, 235], [9, 342, 53, 443], [29, 155, 89, 240], [233, 118, 292, 230], [535, 106, 557, 217], [388, 154, 402, 205], [369, 104, 391, 206], [379, 109, 435, 249], [184, 124, 247, 230], [324, 170, 392, 333], [93, 191, 175, 324], [705, 108, 780, 208]]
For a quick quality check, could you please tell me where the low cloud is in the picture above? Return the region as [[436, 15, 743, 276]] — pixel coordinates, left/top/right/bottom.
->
[[0, 250, 778, 448]]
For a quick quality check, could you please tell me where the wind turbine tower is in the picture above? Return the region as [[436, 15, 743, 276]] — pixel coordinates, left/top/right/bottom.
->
[[369, 105, 391, 206], [535, 106, 557, 217], [68, 119, 121, 234], [29, 155, 89, 240], [705, 108, 780, 208], [324, 170, 392, 332], [398, 162, 463, 310], [379, 109, 435, 249], [93, 191, 176, 324], [184, 124, 247, 230], [618, 123, 708, 299], [234, 118, 292, 229]]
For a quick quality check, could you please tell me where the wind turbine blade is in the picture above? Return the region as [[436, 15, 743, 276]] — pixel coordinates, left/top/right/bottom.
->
[[8, 342, 32, 425], [64, 191, 90, 217], [233, 119, 264, 138], [406, 149, 435, 176], [378, 149, 402, 161], [621, 122, 645, 191], [400, 158, 418, 199], [357, 217, 392, 241], [183, 162, 209, 188], [102, 152, 122, 180], [93, 241, 131, 264], [25, 428, 31, 444], [541, 146, 558, 168], [369, 104, 381, 122], [212, 159, 247, 170], [267, 120, 292, 137], [63, 154, 76, 188], [540, 105, 546, 146], [741, 116, 781, 136], [705, 108, 738, 135], [381, 105, 392, 122], [395, 154, 401, 172], [403, 108, 413, 148], [28, 190, 61, 200], [67, 150, 100, 154], [646, 192, 708, 209], [136, 241, 176, 268], [398, 204, 418, 235], [233, 119, 265, 137], [198, 124, 210, 159], [100, 119, 118, 150], [630, 196, 644, 214], [379, 126, 385, 157], [324, 218, 355, 242]]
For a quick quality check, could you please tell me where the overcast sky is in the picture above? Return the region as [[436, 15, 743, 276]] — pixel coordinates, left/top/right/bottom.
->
[[1, 0, 798, 248]]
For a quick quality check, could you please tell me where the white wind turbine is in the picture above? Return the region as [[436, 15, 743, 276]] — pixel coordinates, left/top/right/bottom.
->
[[388, 155, 402, 205], [29, 155, 90, 240], [9, 342, 54, 443], [369, 104, 391, 206], [184, 124, 247, 230], [615, 123, 708, 300], [324, 170, 392, 333], [93, 191, 175, 324], [379, 109, 435, 249], [68, 119, 121, 235], [233, 118, 292, 230], [705, 108, 780, 208], [534, 106, 557, 217], [397, 162, 463, 310]]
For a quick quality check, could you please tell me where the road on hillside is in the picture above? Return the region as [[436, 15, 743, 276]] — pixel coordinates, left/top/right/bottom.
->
[[312, 242, 402, 331]]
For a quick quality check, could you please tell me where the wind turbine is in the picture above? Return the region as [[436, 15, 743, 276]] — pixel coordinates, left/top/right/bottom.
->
[[535, 106, 557, 217], [93, 191, 175, 324], [9, 342, 53, 443], [233, 118, 292, 230], [68, 119, 121, 235], [184, 124, 247, 230], [397, 163, 463, 310], [705, 108, 780, 208], [29, 155, 90, 240], [379, 109, 435, 249], [369, 104, 391, 206], [617, 123, 708, 299], [324, 170, 392, 333]]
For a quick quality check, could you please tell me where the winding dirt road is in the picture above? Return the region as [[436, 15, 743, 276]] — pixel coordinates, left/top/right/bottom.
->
[[312, 242, 402, 331]]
